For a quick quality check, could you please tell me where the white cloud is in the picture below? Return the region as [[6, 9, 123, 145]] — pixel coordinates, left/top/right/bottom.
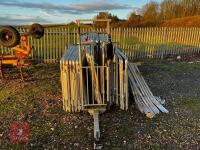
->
[[0, 0, 132, 15], [0, 14, 51, 25], [0, 0, 135, 25]]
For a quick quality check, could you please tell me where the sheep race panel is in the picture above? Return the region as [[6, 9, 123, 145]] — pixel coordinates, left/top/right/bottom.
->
[[60, 32, 129, 112]]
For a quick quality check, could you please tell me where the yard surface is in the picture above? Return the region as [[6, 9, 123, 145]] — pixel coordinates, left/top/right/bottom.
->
[[1, 59, 200, 149]]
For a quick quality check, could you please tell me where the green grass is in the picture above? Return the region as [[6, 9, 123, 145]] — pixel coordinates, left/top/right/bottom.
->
[[178, 98, 200, 111], [141, 60, 200, 75]]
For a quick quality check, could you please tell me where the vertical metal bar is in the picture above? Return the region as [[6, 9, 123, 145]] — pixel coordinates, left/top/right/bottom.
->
[[113, 59, 116, 104], [67, 27, 70, 47], [74, 28, 76, 44], [76, 21, 84, 110], [102, 67, 105, 104], [116, 59, 119, 105], [37, 32, 40, 62], [46, 28, 49, 62], [86, 68, 89, 105], [49, 29, 52, 62], [55, 28, 59, 62], [43, 30, 46, 62], [54, 28, 57, 62], [107, 66, 110, 103], [97, 66, 99, 103], [125, 61, 128, 110], [30, 32, 34, 60], [92, 76, 95, 105]]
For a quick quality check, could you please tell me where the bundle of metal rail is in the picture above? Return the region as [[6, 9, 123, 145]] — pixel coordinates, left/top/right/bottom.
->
[[128, 63, 169, 118]]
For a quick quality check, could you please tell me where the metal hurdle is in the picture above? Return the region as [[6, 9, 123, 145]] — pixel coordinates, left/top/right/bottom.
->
[[60, 19, 129, 149], [60, 18, 169, 150]]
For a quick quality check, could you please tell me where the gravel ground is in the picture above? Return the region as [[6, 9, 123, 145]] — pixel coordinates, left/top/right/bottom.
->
[[1, 60, 200, 149]]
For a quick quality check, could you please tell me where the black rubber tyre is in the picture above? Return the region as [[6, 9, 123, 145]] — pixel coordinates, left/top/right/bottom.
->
[[29, 23, 44, 39], [0, 26, 20, 47]]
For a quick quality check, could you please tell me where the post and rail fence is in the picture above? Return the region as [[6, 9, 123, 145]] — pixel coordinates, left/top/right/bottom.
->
[[0, 27, 200, 63]]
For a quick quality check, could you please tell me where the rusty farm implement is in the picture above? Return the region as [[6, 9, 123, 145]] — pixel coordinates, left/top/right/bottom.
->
[[0, 23, 44, 81]]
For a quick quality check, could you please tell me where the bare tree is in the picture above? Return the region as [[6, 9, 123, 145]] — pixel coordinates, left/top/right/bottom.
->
[[141, 1, 160, 26]]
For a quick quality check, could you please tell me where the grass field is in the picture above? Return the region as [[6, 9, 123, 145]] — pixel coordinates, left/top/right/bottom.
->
[[1, 59, 200, 149], [160, 16, 200, 27]]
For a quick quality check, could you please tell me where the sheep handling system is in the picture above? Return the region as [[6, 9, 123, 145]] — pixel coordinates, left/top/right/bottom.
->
[[0, 24, 44, 81], [60, 19, 168, 149]]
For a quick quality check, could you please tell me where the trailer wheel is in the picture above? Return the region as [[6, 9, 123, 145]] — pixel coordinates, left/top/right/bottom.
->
[[0, 26, 20, 47], [29, 23, 44, 39]]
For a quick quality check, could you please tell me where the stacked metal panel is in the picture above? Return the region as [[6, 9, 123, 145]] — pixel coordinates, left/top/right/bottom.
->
[[60, 32, 168, 117], [60, 32, 129, 112], [108, 48, 129, 110], [60, 45, 81, 112]]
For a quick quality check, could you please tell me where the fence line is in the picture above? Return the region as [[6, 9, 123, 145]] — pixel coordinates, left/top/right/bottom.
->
[[0, 27, 200, 62]]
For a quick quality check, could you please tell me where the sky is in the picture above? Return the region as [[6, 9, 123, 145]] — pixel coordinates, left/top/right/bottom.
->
[[0, 0, 162, 25]]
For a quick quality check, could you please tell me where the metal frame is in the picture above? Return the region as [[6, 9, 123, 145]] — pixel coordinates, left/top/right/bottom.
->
[[61, 19, 129, 149], [0, 35, 31, 81]]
